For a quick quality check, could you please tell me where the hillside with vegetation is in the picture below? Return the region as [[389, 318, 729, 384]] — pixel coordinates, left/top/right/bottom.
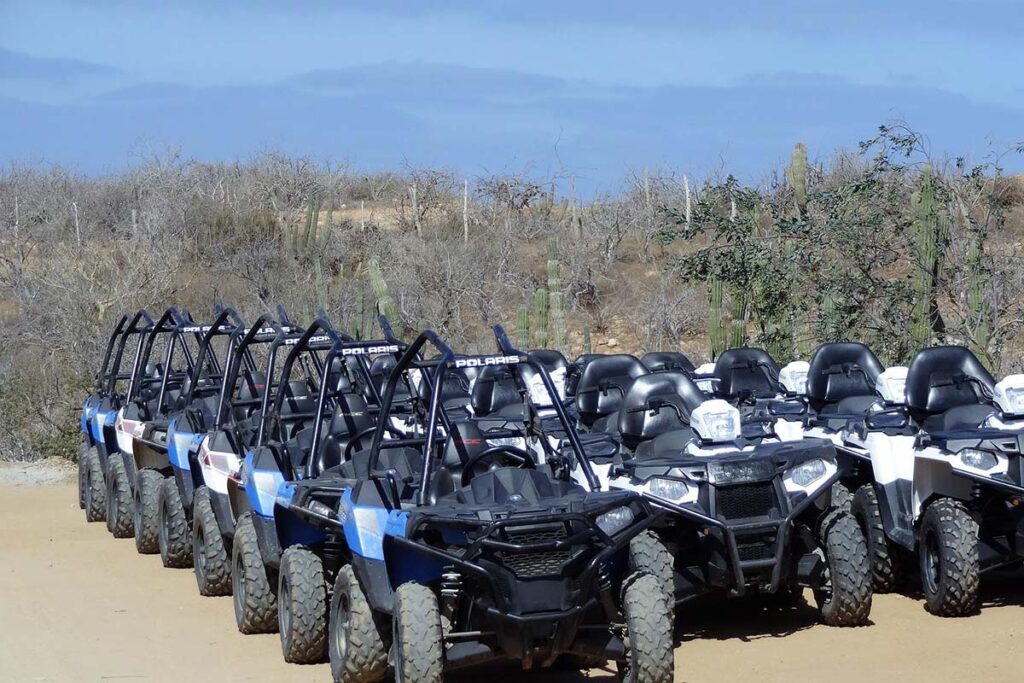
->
[[1, 125, 1022, 461]]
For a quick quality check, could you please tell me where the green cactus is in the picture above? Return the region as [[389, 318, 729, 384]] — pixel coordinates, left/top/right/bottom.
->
[[368, 259, 397, 323], [533, 288, 549, 348], [786, 142, 809, 216], [582, 323, 592, 355], [708, 277, 726, 358], [728, 288, 748, 349], [547, 258, 569, 354], [909, 167, 948, 350], [516, 307, 530, 349]]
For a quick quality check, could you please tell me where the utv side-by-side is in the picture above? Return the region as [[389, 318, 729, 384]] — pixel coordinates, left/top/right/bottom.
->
[[559, 351, 872, 626]]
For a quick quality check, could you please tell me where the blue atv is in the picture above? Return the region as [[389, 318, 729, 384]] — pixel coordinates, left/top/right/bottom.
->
[[184, 311, 304, 596], [230, 316, 407, 663], [281, 328, 674, 682], [79, 309, 155, 525], [108, 307, 210, 550], [158, 307, 250, 569], [79, 313, 128, 518]]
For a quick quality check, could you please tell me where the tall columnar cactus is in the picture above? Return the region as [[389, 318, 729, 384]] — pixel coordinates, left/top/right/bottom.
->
[[532, 288, 549, 348], [708, 277, 726, 358], [728, 288, 748, 349], [582, 323, 593, 355], [368, 259, 397, 322], [516, 307, 530, 349], [910, 167, 948, 350], [547, 258, 569, 354], [786, 142, 809, 216]]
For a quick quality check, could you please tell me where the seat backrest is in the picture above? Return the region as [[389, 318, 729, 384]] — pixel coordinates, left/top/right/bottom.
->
[[713, 348, 781, 399], [367, 354, 411, 402], [471, 365, 520, 416], [641, 351, 696, 375], [806, 342, 884, 409], [529, 349, 569, 374], [905, 346, 995, 417], [617, 372, 706, 448], [574, 354, 649, 425]]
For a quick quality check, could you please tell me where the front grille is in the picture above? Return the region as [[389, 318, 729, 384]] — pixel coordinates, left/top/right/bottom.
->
[[717, 483, 775, 520], [736, 541, 773, 562], [502, 526, 570, 578]]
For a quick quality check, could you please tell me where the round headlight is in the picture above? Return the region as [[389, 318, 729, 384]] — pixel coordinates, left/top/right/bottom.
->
[[596, 506, 635, 536], [646, 477, 689, 502], [959, 448, 998, 471], [788, 458, 827, 487]]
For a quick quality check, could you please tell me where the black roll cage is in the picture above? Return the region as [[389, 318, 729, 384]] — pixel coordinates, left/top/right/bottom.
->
[[174, 307, 248, 410], [363, 325, 602, 506], [93, 314, 128, 394], [103, 309, 155, 397]]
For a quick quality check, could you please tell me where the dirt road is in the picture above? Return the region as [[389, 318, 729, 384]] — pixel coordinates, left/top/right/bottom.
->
[[2, 468, 1023, 682]]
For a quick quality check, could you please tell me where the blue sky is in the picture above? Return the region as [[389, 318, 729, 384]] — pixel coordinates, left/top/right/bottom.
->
[[1, 1, 1021, 191]]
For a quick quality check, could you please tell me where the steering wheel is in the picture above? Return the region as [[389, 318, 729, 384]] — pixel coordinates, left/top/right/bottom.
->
[[460, 445, 537, 487], [342, 423, 407, 461]]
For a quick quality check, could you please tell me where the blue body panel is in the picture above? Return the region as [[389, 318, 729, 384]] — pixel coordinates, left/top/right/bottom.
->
[[243, 451, 285, 519], [167, 417, 202, 472]]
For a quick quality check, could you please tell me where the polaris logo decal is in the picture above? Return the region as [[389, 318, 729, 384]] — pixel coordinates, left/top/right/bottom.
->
[[454, 355, 521, 368], [283, 335, 332, 346], [342, 344, 400, 356]]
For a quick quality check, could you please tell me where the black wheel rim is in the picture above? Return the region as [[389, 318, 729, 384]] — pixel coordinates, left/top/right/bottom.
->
[[333, 590, 350, 663], [194, 523, 207, 581], [923, 528, 941, 594], [280, 579, 292, 642], [233, 554, 246, 619]]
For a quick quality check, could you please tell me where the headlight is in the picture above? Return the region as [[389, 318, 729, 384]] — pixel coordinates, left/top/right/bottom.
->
[[596, 506, 635, 536], [787, 458, 828, 487], [645, 477, 689, 502], [690, 399, 742, 443], [958, 448, 998, 471]]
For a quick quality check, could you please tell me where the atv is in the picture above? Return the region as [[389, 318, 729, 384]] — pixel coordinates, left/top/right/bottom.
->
[[279, 327, 673, 682], [229, 316, 409, 662], [79, 313, 129, 518], [569, 360, 873, 626], [850, 345, 1024, 616], [80, 309, 156, 526], [109, 307, 209, 549]]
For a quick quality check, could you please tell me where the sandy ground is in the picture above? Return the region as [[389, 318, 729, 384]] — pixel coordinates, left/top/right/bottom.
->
[[2, 465, 1024, 682]]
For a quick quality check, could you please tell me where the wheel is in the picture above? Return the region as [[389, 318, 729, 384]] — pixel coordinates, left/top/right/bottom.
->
[[231, 513, 278, 633], [852, 484, 902, 593], [134, 469, 163, 554], [619, 572, 674, 683], [392, 582, 443, 683], [158, 477, 192, 568], [83, 448, 106, 523], [105, 456, 134, 538], [831, 480, 854, 511], [78, 443, 89, 509], [919, 498, 979, 617], [192, 486, 231, 596], [329, 564, 389, 683], [278, 546, 328, 663], [628, 531, 674, 608], [815, 510, 872, 626]]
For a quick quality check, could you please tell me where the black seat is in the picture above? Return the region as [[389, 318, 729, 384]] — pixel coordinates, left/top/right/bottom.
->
[[574, 355, 649, 427], [905, 346, 996, 430], [617, 372, 706, 449], [633, 428, 696, 460], [714, 348, 782, 400], [806, 343, 884, 414], [566, 353, 604, 397], [641, 351, 696, 375], [340, 446, 423, 481], [529, 349, 569, 374], [452, 467, 578, 506], [471, 366, 521, 417], [368, 355, 411, 402]]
